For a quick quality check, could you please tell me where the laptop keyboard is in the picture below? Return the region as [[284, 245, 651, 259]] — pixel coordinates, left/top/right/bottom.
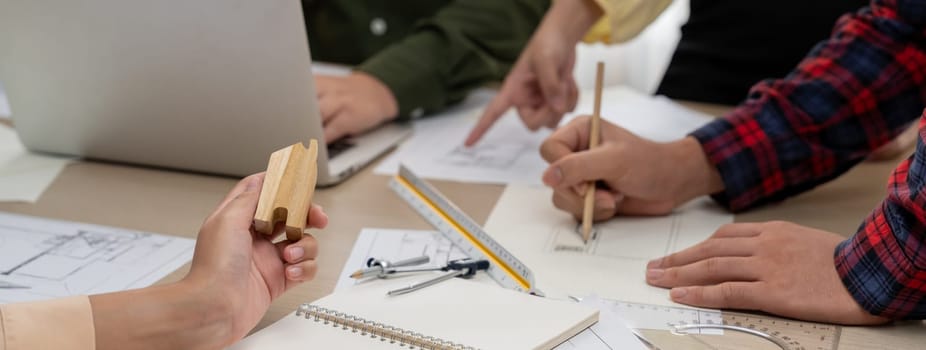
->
[[326, 138, 355, 159]]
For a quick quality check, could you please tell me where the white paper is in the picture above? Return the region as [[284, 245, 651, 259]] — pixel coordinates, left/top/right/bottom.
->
[[0, 124, 75, 202], [334, 228, 472, 291], [555, 297, 648, 350], [484, 184, 733, 307], [0, 212, 195, 304], [376, 86, 715, 185], [374, 88, 553, 184], [233, 277, 598, 350], [562, 87, 715, 142], [337, 229, 681, 349], [0, 83, 9, 119]]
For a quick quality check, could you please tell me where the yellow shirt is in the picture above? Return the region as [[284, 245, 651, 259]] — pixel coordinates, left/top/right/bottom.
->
[[0, 296, 95, 350], [584, 0, 674, 43]]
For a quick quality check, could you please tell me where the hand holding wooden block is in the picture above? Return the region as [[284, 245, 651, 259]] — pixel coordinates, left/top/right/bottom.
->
[[254, 141, 319, 241]]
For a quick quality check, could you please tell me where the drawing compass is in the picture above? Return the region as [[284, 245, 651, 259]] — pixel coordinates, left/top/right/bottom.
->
[[350, 254, 490, 293], [350, 255, 431, 279], [386, 258, 490, 296]]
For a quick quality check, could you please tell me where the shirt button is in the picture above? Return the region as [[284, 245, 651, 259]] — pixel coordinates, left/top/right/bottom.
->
[[370, 18, 388, 36], [410, 107, 424, 119]]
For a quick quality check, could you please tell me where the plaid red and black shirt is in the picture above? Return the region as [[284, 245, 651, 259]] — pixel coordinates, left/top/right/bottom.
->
[[691, 0, 926, 319]]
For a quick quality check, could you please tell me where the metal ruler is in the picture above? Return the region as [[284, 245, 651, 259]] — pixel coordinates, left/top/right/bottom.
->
[[389, 165, 540, 294], [611, 300, 841, 350]]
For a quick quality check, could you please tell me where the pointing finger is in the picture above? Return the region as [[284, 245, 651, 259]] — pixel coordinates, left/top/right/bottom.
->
[[465, 93, 513, 146]]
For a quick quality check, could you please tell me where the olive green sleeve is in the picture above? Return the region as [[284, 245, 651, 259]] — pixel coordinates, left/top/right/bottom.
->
[[357, 0, 550, 119]]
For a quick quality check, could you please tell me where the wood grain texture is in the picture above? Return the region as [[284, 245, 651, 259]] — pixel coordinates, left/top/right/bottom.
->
[[581, 62, 605, 242], [253, 141, 318, 241]]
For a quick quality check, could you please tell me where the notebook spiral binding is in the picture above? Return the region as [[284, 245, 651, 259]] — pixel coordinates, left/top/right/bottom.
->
[[296, 304, 479, 350]]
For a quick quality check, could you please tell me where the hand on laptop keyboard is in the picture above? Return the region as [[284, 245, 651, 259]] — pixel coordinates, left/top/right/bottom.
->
[[326, 138, 356, 159], [316, 73, 398, 142]]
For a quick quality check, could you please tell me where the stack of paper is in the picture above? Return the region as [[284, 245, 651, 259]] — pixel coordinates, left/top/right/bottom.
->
[[332, 228, 680, 349]]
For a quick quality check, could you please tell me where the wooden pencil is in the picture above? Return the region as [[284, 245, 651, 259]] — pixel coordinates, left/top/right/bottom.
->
[[581, 62, 605, 243]]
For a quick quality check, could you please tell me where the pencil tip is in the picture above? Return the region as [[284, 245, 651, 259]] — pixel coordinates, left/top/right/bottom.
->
[[350, 271, 361, 279]]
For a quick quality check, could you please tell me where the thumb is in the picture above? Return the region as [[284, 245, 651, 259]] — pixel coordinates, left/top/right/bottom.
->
[[215, 178, 263, 230], [209, 174, 264, 220], [542, 147, 622, 189], [200, 175, 263, 240]]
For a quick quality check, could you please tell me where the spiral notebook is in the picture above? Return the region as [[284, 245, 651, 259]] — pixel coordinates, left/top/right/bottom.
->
[[229, 277, 598, 349]]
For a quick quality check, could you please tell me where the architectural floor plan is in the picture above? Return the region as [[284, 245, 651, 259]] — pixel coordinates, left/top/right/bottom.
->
[[0, 212, 195, 303], [484, 185, 733, 306]]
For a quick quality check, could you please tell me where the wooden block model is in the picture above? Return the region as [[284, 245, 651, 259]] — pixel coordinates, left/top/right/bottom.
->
[[253, 141, 319, 241]]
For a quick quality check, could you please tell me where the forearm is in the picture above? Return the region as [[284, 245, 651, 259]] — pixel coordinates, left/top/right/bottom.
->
[[91, 280, 232, 350], [546, 0, 603, 44], [691, 0, 926, 211], [834, 117, 926, 320], [670, 136, 725, 205]]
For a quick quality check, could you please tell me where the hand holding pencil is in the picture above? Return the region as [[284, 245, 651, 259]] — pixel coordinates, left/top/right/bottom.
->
[[539, 72, 723, 224]]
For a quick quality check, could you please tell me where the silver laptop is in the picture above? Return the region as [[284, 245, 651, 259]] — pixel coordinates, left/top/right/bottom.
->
[[0, 0, 410, 185]]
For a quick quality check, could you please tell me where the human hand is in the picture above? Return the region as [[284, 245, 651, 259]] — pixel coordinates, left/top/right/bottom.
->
[[540, 116, 724, 220], [184, 173, 329, 343], [464, 0, 603, 146], [646, 221, 889, 325], [316, 72, 398, 143]]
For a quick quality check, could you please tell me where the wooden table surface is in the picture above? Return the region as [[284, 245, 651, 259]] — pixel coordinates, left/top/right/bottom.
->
[[1, 107, 924, 348]]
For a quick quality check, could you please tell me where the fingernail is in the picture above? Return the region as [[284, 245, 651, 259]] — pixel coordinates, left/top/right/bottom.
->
[[670, 288, 688, 299], [544, 167, 563, 186], [647, 258, 663, 269], [313, 207, 328, 220], [287, 266, 303, 278], [289, 247, 305, 260], [245, 176, 261, 191], [646, 269, 664, 280]]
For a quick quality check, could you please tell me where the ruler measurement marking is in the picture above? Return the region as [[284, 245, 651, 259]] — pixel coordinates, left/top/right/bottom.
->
[[615, 301, 839, 350]]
